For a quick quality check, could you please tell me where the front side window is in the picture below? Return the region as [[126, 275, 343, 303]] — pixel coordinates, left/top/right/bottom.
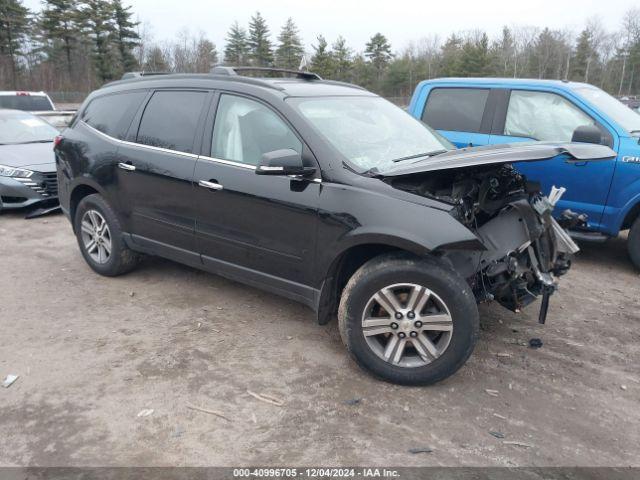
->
[[212, 94, 302, 165], [83, 91, 146, 139], [575, 86, 640, 136], [137, 90, 206, 153], [288, 95, 452, 174], [504, 90, 595, 141], [422, 88, 490, 133]]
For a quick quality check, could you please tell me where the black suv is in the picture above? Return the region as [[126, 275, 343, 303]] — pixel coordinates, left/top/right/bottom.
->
[[55, 67, 613, 385]]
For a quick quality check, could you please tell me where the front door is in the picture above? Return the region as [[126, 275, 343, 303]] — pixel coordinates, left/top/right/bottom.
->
[[488, 89, 616, 228], [192, 93, 320, 304]]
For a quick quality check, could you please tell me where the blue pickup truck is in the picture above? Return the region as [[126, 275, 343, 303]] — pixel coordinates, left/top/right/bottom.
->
[[408, 78, 640, 269]]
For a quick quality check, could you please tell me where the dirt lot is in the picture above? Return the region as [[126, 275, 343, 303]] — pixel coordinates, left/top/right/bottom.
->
[[0, 211, 639, 467]]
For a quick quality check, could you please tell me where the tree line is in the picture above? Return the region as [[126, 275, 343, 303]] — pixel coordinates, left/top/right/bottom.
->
[[1, 2, 640, 98]]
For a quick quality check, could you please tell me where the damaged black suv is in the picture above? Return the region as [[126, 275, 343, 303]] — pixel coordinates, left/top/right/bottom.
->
[[55, 67, 615, 385]]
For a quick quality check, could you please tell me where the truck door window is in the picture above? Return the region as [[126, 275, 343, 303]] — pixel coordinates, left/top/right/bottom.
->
[[422, 88, 489, 133], [505, 90, 595, 141]]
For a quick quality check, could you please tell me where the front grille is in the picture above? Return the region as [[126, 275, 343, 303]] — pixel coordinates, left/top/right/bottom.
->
[[14, 172, 58, 198], [42, 172, 58, 196]]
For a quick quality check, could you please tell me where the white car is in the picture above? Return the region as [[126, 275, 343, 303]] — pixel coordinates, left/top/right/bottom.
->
[[0, 91, 75, 130]]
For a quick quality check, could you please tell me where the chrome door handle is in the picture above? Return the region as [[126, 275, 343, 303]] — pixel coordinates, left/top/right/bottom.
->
[[118, 162, 136, 171], [198, 180, 223, 191]]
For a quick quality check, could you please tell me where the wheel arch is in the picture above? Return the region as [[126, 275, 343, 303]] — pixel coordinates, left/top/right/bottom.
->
[[68, 181, 103, 231], [621, 200, 640, 231], [314, 230, 485, 325]]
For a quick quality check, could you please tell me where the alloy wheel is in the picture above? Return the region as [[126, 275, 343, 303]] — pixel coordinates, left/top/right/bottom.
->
[[80, 210, 112, 264], [361, 283, 453, 368]]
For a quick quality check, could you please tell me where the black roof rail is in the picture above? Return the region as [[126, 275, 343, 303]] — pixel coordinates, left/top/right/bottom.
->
[[121, 71, 171, 80], [210, 66, 322, 81]]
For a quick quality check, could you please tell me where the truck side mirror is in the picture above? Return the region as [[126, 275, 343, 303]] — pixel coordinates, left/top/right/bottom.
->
[[571, 125, 603, 145]]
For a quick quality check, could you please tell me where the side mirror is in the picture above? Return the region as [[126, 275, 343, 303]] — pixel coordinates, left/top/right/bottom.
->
[[571, 125, 603, 145], [255, 149, 316, 176]]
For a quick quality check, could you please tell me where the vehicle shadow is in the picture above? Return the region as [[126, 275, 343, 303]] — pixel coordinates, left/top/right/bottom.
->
[[574, 232, 637, 275]]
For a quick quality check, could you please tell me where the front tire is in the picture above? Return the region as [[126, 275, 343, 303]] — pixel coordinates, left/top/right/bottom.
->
[[628, 217, 640, 270], [73, 194, 141, 276], [338, 252, 479, 386]]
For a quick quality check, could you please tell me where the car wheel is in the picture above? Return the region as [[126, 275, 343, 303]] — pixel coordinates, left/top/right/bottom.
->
[[338, 252, 479, 385], [628, 217, 640, 270], [73, 193, 141, 276]]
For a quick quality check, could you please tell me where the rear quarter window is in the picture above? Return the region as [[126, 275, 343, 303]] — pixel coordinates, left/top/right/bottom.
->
[[422, 88, 490, 133], [82, 91, 147, 139]]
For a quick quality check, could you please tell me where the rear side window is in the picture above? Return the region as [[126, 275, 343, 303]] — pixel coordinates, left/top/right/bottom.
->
[[136, 91, 206, 154], [83, 91, 146, 139], [0, 95, 53, 111], [422, 88, 489, 133]]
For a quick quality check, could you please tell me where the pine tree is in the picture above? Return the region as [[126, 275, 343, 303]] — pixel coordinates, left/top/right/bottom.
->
[[247, 12, 273, 67], [364, 33, 393, 79], [40, 0, 79, 81], [0, 0, 30, 88], [572, 28, 595, 82], [275, 17, 304, 69], [332, 36, 352, 81], [112, 0, 139, 74], [224, 21, 248, 66], [79, 0, 118, 83], [310, 35, 333, 78]]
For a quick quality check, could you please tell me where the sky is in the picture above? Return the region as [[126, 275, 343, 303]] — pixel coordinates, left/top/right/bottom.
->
[[22, 0, 638, 53]]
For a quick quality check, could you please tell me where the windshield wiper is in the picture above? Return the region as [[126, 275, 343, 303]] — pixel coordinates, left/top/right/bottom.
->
[[392, 150, 448, 163], [20, 139, 54, 144]]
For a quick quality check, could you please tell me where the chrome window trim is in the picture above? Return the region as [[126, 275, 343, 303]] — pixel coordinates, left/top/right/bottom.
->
[[81, 120, 199, 159], [81, 119, 322, 183], [198, 155, 257, 170]]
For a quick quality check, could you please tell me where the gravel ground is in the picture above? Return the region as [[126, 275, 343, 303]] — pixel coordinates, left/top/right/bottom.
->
[[0, 211, 639, 467]]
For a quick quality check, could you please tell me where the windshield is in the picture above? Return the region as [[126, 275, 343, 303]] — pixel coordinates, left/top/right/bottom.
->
[[575, 86, 640, 135], [0, 111, 59, 144], [288, 96, 452, 173]]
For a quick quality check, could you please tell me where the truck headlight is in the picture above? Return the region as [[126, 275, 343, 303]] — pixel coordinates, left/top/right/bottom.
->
[[0, 165, 34, 178]]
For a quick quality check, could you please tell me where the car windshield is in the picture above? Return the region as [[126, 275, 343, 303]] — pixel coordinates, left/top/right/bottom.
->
[[575, 86, 640, 136], [0, 94, 53, 111], [0, 111, 59, 144], [287, 96, 452, 173]]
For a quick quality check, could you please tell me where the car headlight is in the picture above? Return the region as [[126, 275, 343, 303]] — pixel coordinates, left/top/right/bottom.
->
[[0, 164, 34, 178]]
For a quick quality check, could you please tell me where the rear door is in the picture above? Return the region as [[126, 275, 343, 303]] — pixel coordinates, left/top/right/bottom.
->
[[191, 92, 321, 304], [117, 89, 210, 258], [420, 87, 494, 148], [488, 89, 616, 227]]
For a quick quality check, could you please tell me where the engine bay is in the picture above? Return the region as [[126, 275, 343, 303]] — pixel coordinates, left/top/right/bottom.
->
[[387, 163, 581, 322]]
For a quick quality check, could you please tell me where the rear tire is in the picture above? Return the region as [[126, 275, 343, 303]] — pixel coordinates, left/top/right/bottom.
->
[[73, 194, 141, 276], [338, 252, 479, 386], [628, 217, 640, 270]]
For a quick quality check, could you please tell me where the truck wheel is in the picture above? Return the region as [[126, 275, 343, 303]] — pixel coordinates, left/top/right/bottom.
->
[[338, 252, 479, 386], [628, 217, 640, 270], [73, 194, 141, 276]]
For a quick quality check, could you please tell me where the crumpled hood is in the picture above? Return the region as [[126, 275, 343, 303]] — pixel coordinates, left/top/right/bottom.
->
[[0, 142, 56, 171], [383, 142, 617, 177]]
